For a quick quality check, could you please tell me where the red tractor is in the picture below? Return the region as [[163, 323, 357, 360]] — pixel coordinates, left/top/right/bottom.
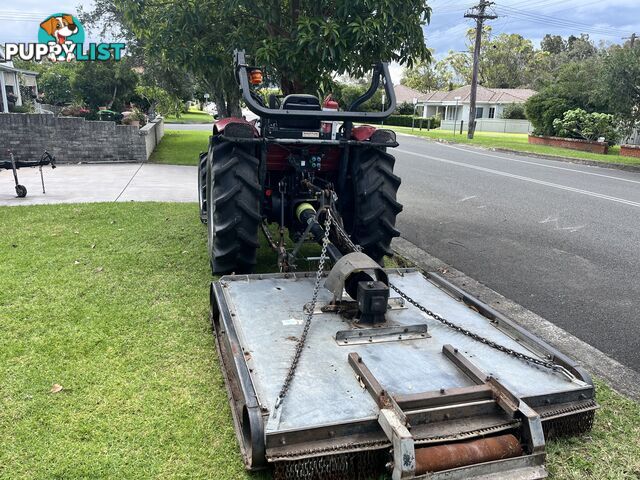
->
[[198, 50, 402, 274]]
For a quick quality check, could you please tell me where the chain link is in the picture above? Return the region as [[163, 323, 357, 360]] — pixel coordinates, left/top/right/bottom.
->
[[329, 214, 565, 374], [274, 209, 333, 410], [388, 283, 562, 371], [331, 213, 362, 253]]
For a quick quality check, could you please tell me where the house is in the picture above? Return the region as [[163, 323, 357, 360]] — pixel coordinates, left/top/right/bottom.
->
[[0, 46, 39, 113], [394, 84, 536, 121]]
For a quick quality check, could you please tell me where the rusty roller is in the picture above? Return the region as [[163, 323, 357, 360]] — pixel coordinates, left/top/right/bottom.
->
[[414, 434, 523, 474]]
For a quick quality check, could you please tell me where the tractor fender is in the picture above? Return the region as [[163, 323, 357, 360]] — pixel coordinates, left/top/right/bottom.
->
[[213, 117, 260, 137], [351, 125, 377, 141]]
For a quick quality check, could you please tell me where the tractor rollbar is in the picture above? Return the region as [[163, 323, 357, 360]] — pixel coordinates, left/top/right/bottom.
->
[[234, 49, 396, 121]]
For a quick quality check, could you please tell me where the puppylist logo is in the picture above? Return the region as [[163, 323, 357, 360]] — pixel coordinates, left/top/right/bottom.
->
[[1, 13, 125, 62]]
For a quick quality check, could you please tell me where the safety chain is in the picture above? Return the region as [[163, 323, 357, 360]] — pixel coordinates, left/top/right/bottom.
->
[[388, 283, 564, 372], [274, 209, 333, 410], [329, 211, 567, 375], [330, 213, 362, 254]]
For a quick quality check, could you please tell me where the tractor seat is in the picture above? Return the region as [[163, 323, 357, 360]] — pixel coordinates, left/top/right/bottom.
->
[[279, 94, 321, 129]]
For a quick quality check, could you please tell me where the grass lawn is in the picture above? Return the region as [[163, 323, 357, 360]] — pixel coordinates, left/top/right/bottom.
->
[[1, 202, 639, 479], [150, 130, 210, 166], [388, 126, 640, 166], [165, 108, 214, 124]]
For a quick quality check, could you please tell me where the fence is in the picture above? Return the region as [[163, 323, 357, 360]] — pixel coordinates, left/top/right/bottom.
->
[[0, 113, 164, 163], [440, 118, 533, 134], [623, 130, 640, 146]]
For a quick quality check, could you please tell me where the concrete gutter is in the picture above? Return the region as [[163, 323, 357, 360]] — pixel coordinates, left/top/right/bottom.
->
[[392, 236, 640, 401]]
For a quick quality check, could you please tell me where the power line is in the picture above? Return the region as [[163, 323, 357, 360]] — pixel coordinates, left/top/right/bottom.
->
[[494, 4, 633, 36]]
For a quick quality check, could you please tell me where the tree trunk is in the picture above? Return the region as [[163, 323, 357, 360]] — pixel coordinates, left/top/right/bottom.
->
[[214, 91, 228, 118], [225, 89, 242, 118], [280, 76, 307, 95], [107, 84, 118, 109]]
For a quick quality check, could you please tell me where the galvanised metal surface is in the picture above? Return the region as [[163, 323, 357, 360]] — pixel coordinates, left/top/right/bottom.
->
[[216, 269, 591, 434]]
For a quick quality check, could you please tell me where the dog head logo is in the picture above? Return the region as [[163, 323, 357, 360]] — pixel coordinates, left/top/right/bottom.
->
[[38, 13, 85, 61], [38, 13, 84, 45], [40, 15, 79, 44]]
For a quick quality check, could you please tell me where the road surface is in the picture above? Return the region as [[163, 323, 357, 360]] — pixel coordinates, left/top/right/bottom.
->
[[393, 133, 640, 372]]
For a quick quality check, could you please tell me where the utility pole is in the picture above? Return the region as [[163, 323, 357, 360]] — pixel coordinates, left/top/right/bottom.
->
[[464, 0, 497, 139], [623, 33, 637, 47]]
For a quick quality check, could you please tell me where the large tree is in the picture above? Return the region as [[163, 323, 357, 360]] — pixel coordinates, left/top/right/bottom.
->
[[99, 0, 432, 115], [72, 59, 139, 110], [540, 34, 566, 55], [596, 44, 640, 135], [437, 28, 538, 89], [480, 33, 537, 88], [401, 56, 456, 92]]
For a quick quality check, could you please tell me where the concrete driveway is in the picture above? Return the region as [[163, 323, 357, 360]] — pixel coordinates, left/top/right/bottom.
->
[[0, 163, 197, 206]]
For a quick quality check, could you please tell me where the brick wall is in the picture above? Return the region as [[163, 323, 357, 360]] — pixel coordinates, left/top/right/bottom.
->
[[0, 114, 164, 164], [621, 144, 640, 158], [528, 135, 608, 154]]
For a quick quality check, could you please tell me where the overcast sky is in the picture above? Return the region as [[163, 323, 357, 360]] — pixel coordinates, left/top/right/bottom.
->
[[2, 0, 639, 83]]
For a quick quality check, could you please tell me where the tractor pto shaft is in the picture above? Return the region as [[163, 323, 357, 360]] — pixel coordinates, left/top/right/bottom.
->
[[296, 203, 343, 262], [414, 434, 523, 474]]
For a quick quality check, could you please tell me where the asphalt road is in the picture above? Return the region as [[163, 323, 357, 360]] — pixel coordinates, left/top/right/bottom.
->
[[393, 133, 640, 372]]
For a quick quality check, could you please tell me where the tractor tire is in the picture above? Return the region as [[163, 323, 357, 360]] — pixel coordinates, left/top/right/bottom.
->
[[206, 138, 261, 275], [341, 146, 402, 265], [198, 151, 208, 224]]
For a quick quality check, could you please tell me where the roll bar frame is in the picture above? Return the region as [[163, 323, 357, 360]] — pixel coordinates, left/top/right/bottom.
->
[[234, 50, 396, 121]]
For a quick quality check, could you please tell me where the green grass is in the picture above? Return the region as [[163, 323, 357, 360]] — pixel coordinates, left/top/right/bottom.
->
[[150, 130, 210, 166], [165, 109, 214, 124], [1, 202, 638, 479], [389, 126, 640, 166]]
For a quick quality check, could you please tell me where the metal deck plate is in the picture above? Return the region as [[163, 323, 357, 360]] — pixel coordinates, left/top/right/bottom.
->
[[217, 270, 588, 434]]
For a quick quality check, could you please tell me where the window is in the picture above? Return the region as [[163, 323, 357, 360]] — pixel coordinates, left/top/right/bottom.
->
[[489, 107, 495, 119], [475, 107, 484, 119]]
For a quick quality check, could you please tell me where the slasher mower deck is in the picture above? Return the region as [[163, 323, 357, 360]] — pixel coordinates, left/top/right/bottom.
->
[[210, 269, 596, 479], [200, 50, 597, 479]]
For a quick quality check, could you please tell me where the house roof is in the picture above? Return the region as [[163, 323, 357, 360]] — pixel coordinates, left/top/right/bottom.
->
[[394, 84, 431, 104], [0, 64, 38, 76], [394, 84, 536, 105]]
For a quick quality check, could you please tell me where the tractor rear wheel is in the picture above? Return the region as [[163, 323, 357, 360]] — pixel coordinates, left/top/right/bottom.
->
[[206, 138, 261, 275], [198, 151, 208, 224], [341, 146, 403, 264]]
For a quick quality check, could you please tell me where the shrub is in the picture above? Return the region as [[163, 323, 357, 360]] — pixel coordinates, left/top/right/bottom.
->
[[135, 86, 183, 117], [60, 105, 90, 117], [552, 108, 619, 144], [395, 102, 415, 115], [525, 90, 580, 136], [501, 103, 527, 120], [372, 115, 440, 128], [9, 105, 32, 113]]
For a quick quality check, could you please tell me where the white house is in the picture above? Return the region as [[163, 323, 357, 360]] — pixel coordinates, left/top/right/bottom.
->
[[0, 46, 39, 113], [394, 84, 536, 121], [394, 84, 536, 133]]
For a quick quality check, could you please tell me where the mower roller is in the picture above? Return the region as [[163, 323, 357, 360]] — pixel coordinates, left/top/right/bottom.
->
[[198, 50, 597, 479]]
